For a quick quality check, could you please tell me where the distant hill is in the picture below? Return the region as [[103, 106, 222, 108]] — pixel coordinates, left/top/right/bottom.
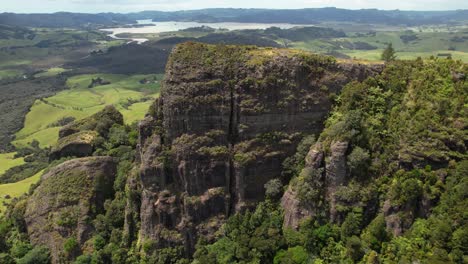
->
[[128, 8, 468, 26], [0, 24, 35, 39], [2, 8, 467, 29], [67, 31, 283, 74], [0, 12, 134, 28]]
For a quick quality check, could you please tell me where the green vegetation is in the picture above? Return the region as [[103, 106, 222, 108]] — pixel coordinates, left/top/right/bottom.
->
[[13, 73, 162, 147], [0, 27, 113, 74], [0, 153, 25, 175], [0, 170, 42, 213], [0, 69, 23, 80], [0, 15, 467, 264], [193, 58, 468, 263], [0, 142, 49, 184], [193, 201, 284, 264], [33, 67, 68, 78], [110, 24, 468, 63], [290, 30, 468, 62], [381, 43, 397, 62], [16, 246, 50, 264]]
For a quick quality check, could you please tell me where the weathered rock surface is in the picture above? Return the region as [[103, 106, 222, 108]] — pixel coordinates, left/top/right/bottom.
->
[[136, 42, 383, 253], [50, 130, 98, 160], [281, 139, 359, 228], [24, 156, 116, 263], [281, 187, 315, 229], [326, 141, 349, 222]]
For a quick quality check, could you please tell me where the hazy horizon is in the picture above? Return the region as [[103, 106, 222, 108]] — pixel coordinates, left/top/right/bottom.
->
[[2, 0, 468, 14]]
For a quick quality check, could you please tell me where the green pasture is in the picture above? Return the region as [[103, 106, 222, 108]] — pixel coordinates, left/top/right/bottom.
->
[[0, 153, 25, 175], [34, 67, 68, 78], [291, 31, 468, 62], [0, 170, 43, 214], [13, 73, 163, 148]]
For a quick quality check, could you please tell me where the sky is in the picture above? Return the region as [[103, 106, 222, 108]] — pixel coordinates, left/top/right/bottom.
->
[[2, 0, 468, 13]]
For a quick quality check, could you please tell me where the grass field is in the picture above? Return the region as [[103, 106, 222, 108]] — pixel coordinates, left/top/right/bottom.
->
[[0, 69, 23, 79], [34, 67, 68, 78], [341, 49, 468, 62], [13, 73, 163, 148], [291, 31, 468, 62], [0, 28, 122, 78], [0, 170, 42, 214], [0, 153, 25, 175]]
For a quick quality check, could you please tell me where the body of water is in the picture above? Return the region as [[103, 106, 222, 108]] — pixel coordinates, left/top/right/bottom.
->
[[101, 20, 315, 43]]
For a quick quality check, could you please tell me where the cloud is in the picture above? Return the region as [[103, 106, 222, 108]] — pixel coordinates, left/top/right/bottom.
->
[[3, 0, 468, 13]]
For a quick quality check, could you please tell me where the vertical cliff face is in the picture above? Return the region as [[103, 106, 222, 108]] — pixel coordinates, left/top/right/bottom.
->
[[137, 42, 382, 253]]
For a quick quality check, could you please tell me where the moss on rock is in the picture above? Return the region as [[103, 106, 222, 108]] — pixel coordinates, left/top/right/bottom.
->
[[24, 156, 116, 263]]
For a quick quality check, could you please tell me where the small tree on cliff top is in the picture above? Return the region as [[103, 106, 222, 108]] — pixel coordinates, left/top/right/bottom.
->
[[381, 43, 397, 62]]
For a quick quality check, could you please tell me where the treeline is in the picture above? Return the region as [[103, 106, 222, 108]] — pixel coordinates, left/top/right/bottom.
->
[[129, 8, 468, 26], [0, 13, 134, 29]]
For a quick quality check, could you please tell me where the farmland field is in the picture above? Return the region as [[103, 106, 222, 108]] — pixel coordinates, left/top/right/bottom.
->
[[0, 152, 25, 175], [291, 30, 468, 62], [13, 73, 163, 148], [0, 170, 42, 214]]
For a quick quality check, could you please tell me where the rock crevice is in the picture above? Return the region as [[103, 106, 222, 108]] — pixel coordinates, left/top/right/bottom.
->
[[136, 42, 383, 253]]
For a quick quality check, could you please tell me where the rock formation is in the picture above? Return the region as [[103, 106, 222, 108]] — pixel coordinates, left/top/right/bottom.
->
[[24, 156, 117, 263], [50, 105, 123, 160], [135, 42, 383, 253]]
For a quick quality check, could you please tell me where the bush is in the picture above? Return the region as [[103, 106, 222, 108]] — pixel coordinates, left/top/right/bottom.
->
[[346, 236, 365, 261], [295, 167, 324, 205], [341, 211, 363, 240], [17, 246, 50, 264], [74, 254, 92, 264], [94, 235, 106, 251], [299, 221, 340, 255], [114, 160, 133, 192], [282, 135, 315, 180], [0, 253, 15, 264], [10, 241, 32, 258], [273, 246, 309, 264], [64, 237, 79, 254], [361, 214, 390, 251], [264, 179, 283, 199], [193, 201, 284, 263], [347, 146, 370, 177], [390, 175, 423, 206], [106, 124, 129, 149]]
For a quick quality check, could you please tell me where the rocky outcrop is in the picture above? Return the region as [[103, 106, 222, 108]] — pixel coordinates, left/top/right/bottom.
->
[[136, 42, 383, 253], [24, 157, 116, 263], [326, 141, 349, 222], [50, 130, 98, 160], [50, 105, 123, 160], [281, 140, 349, 228], [281, 187, 314, 229]]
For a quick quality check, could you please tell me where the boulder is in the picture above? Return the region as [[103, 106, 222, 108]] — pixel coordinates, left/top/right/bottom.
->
[[24, 156, 116, 263], [50, 130, 97, 160]]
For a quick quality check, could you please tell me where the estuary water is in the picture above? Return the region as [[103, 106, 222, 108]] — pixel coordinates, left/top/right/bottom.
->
[[101, 19, 315, 43]]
